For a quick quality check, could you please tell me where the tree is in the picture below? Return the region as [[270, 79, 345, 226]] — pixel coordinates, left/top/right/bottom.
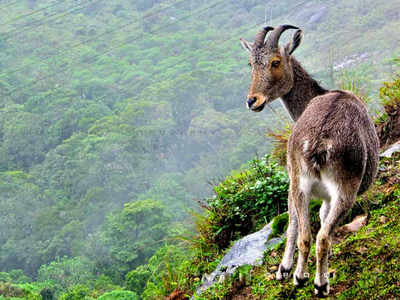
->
[[99, 200, 170, 279], [98, 290, 138, 300], [37, 256, 96, 292]]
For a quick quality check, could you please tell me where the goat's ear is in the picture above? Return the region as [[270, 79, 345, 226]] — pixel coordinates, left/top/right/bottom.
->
[[285, 29, 303, 55], [240, 38, 253, 53]]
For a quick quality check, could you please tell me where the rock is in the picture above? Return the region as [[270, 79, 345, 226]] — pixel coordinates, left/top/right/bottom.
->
[[379, 215, 388, 224], [337, 215, 367, 234], [269, 265, 278, 272], [192, 222, 282, 298], [334, 215, 368, 244], [266, 273, 275, 281], [357, 246, 368, 254], [380, 141, 400, 158], [218, 274, 226, 283]]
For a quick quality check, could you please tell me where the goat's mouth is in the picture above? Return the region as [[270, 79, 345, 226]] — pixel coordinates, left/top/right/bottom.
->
[[251, 101, 266, 112]]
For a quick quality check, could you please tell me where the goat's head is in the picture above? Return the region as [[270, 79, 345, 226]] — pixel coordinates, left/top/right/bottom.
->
[[240, 25, 303, 112]]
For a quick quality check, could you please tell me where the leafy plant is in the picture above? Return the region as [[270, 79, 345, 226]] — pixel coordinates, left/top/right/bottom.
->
[[59, 285, 92, 300], [97, 290, 139, 300], [203, 155, 289, 249]]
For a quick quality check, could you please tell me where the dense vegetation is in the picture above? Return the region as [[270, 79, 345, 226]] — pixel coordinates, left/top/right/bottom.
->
[[0, 0, 399, 299]]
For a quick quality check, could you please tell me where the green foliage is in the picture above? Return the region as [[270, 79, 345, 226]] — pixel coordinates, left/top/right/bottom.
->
[[97, 290, 138, 300], [379, 73, 400, 105], [0, 281, 42, 300], [37, 257, 96, 294], [138, 244, 193, 300], [0, 272, 11, 283], [99, 199, 170, 279], [268, 124, 292, 167], [59, 285, 92, 300], [204, 155, 289, 249], [0, 282, 24, 298], [375, 72, 400, 147], [133, 156, 290, 299], [0, 270, 31, 285], [40, 288, 54, 300], [336, 67, 374, 104], [7, 270, 31, 284], [309, 199, 323, 234], [125, 266, 151, 296]]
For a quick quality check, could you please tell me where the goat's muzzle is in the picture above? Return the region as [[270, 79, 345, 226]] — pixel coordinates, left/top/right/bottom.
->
[[247, 97, 257, 109], [247, 94, 266, 112]]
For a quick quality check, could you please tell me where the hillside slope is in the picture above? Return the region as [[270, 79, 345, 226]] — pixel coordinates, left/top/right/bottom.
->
[[198, 151, 400, 299]]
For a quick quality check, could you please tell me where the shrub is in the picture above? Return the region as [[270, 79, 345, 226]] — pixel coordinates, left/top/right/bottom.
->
[[8, 269, 31, 284], [0, 282, 24, 298], [140, 244, 192, 300], [40, 288, 54, 300], [37, 256, 96, 294], [376, 73, 400, 147], [0, 272, 11, 283], [268, 124, 292, 166], [59, 285, 92, 300], [97, 290, 138, 300], [99, 199, 170, 279], [202, 155, 289, 250], [125, 265, 151, 295]]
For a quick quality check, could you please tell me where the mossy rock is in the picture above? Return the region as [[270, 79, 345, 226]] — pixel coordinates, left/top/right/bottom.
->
[[270, 212, 289, 239], [269, 199, 322, 239]]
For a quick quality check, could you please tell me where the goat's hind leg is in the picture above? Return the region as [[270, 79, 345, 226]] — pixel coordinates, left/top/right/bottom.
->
[[276, 193, 298, 280], [319, 200, 333, 257], [292, 175, 313, 287], [314, 181, 358, 297]]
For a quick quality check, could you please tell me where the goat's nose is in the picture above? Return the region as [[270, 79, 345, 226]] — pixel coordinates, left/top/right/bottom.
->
[[247, 97, 257, 108]]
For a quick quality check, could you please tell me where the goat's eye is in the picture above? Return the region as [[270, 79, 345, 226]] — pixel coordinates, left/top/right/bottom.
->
[[271, 60, 280, 68], [248, 62, 251, 67]]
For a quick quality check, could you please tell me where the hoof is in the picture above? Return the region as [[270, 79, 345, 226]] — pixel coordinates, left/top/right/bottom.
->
[[314, 283, 329, 298], [294, 275, 308, 288], [276, 265, 291, 281]]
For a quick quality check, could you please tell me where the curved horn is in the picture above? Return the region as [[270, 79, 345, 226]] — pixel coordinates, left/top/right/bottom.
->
[[266, 24, 299, 49], [254, 26, 274, 48]]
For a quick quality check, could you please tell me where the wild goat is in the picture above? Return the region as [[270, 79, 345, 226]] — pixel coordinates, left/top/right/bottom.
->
[[240, 25, 379, 297]]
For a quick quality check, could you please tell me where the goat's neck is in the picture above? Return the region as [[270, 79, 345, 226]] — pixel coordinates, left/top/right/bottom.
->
[[281, 57, 327, 121]]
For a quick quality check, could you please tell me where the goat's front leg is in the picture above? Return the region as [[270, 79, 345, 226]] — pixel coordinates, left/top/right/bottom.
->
[[276, 193, 298, 280], [293, 176, 312, 287]]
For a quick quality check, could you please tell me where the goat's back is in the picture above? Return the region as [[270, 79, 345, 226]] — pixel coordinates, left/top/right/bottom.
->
[[288, 90, 379, 194]]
